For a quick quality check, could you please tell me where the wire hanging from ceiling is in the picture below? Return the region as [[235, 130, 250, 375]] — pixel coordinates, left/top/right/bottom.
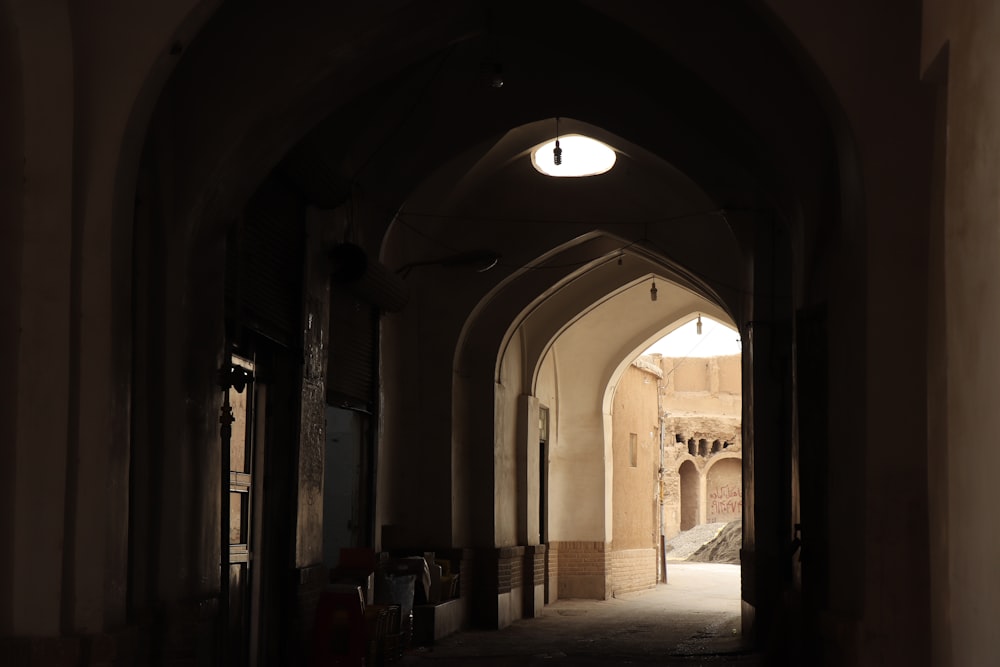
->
[[397, 207, 731, 227], [389, 207, 757, 297]]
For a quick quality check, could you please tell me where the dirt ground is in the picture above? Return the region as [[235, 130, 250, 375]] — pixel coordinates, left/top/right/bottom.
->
[[687, 519, 742, 564]]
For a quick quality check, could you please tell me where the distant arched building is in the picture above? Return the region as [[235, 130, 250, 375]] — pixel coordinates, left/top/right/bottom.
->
[[657, 354, 742, 539], [610, 352, 742, 577]]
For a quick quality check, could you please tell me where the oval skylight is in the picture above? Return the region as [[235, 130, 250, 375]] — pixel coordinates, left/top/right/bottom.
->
[[531, 134, 617, 177]]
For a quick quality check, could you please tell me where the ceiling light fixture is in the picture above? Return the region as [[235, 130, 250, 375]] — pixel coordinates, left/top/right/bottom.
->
[[696, 314, 703, 335], [553, 117, 562, 166], [532, 133, 616, 177], [650, 280, 658, 302]]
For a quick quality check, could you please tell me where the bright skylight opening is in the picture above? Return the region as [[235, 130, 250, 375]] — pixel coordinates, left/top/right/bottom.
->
[[531, 134, 617, 177]]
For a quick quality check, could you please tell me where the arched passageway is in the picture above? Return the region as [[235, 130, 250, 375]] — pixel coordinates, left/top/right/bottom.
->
[[128, 1, 833, 657], [6, 1, 955, 665]]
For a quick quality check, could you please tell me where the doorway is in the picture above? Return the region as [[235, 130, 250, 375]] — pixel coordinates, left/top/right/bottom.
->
[[222, 353, 263, 666], [220, 345, 300, 666], [323, 407, 369, 569]]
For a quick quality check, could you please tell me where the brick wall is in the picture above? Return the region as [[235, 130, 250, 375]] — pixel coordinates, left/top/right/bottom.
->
[[554, 541, 611, 599], [525, 545, 545, 587], [547, 542, 559, 604], [496, 546, 525, 593], [610, 548, 657, 595], [524, 545, 546, 617]]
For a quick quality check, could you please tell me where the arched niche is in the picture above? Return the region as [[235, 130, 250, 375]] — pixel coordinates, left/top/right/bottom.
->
[[679, 459, 700, 532]]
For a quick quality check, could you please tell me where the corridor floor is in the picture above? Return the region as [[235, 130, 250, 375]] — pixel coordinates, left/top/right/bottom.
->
[[399, 563, 762, 666]]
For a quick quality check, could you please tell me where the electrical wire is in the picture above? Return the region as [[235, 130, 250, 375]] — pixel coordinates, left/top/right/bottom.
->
[[391, 210, 754, 297], [398, 207, 730, 227], [651, 317, 742, 381]]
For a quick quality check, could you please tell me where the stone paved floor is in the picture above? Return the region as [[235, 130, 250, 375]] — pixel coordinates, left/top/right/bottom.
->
[[398, 563, 762, 666]]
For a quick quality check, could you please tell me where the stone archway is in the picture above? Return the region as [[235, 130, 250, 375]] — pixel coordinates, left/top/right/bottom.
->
[[679, 459, 700, 531]]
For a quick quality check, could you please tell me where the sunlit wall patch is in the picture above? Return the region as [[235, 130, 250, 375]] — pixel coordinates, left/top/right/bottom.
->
[[531, 134, 617, 177]]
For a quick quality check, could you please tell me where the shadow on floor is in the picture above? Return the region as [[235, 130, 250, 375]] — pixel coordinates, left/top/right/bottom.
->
[[399, 563, 762, 666]]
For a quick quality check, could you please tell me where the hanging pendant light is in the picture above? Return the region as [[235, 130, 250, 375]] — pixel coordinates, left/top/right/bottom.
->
[[696, 314, 703, 335], [650, 280, 658, 302], [553, 117, 562, 165]]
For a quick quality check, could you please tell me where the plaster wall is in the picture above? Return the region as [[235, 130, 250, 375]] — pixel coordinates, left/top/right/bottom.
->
[[1, 0, 223, 639], [671, 358, 711, 393], [6, 2, 75, 635], [495, 332, 523, 547], [379, 269, 466, 550], [763, 0, 935, 662], [919, 2, 1000, 663], [664, 354, 743, 402], [609, 363, 661, 593], [706, 458, 743, 523], [536, 351, 559, 426], [539, 327, 615, 600], [536, 352, 560, 603], [0, 1, 20, 635], [717, 355, 741, 394], [662, 354, 741, 392], [543, 341, 608, 544], [660, 355, 742, 418], [536, 349, 559, 544], [610, 364, 659, 551]]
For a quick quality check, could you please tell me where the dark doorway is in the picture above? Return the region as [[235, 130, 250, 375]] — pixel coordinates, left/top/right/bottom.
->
[[323, 407, 368, 569]]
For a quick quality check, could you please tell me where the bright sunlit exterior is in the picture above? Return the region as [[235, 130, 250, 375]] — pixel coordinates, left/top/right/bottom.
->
[[531, 134, 617, 177], [644, 315, 741, 357]]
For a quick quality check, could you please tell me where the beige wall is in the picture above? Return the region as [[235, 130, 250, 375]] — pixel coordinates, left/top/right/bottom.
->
[[610, 363, 660, 551], [917, 3, 1000, 663], [660, 354, 742, 419], [0, 0, 219, 638], [608, 362, 661, 594], [706, 458, 743, 523], [495, 333, 522, 548]]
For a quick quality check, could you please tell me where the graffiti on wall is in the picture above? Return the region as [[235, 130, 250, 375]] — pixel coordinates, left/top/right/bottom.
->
[[709, 483, 742, 518]]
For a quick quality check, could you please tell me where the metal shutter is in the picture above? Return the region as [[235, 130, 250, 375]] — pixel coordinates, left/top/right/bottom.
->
[[327, 285, 377, 409], [227, 178, 304, 347]]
